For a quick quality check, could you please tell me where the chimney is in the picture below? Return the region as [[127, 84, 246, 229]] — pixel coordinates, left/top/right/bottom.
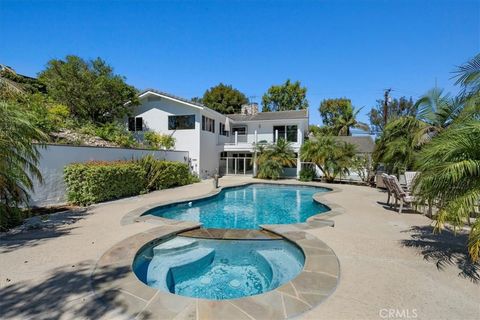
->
[[241, 103, 259, 115]]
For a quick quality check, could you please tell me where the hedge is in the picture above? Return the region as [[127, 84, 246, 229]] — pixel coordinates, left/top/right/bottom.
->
[[64, 157, 199, 205], [64, 161, 146, 205], [138, 155, 198, 191]]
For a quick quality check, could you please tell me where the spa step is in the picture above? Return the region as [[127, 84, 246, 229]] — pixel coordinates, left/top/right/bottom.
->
[[153, 237, 198, 255], [147, 247, 215, 292], [257, 249, 304, 287]]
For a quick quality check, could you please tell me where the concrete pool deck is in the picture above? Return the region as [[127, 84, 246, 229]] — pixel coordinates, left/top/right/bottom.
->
[[1, 176, 479, 319]]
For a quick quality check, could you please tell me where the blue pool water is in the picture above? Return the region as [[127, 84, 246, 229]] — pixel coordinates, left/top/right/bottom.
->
[[145, 184, 330, 229], [133, 236, 305, 300]]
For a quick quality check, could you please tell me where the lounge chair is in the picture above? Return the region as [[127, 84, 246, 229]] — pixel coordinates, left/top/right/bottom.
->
[[381, 173, 394, 207], [389, 175, 416, 214], [404, 171, 419, 191]]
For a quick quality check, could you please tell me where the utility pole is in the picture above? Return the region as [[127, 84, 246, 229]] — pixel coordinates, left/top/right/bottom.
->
[[383, 88, 392, 127]]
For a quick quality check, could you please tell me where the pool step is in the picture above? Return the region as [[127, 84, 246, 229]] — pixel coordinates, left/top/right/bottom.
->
[[153, 237, 199, 255], [257, 249, 304, 287], [147, 246, 215, 293]]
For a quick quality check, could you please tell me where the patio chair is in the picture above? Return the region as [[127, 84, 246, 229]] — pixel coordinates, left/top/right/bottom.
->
[[381, 173, 394, 207], [389, 175, 416, 214], [405, 171, 419, 191]]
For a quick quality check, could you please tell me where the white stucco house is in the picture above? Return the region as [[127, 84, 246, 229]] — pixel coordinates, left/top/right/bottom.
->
[[127, 89, 309, 178]]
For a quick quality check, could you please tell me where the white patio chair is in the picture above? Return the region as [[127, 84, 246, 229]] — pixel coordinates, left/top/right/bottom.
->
[[405, 171, 419, 191]]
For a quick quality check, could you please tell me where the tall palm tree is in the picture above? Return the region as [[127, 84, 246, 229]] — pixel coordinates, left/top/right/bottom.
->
[[336, 106, 370, 136], [0, 101, 47, 229], [413, 88, 464, 145], [414, 54, 480, 262]]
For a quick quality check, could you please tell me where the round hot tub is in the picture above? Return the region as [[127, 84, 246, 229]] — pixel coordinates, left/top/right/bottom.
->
[[133, 236, 305, 300]]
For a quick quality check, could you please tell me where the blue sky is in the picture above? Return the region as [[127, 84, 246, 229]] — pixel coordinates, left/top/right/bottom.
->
[[1, 0, 478, 127]]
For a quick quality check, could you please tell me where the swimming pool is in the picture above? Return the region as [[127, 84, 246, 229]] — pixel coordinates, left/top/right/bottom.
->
[[133, 236, 305, 300], [144, 184, 330, 229]]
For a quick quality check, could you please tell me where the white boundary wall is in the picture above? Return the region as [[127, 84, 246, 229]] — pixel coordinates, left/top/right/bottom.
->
[[29, 144, 189, 207]]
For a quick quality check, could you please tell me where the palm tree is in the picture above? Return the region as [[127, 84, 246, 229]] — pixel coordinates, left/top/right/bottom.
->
[[373, 116, 426, 174], [0, 101, 47, 230], [414, 119, 480, 261], [255, 138, 296, 179], [301, 135, 356, 182], [374, 88, 464, 173], [413, 54, 480, 262], [413, 88, 464, 145], [336, 106, 370, 136]]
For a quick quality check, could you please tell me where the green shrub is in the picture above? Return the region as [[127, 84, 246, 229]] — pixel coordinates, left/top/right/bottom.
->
[[64, 157, 199, 205], [64, 161, 146, 205], [137, 155, 198, 191], [299, 166, 316, 181], [144, 131, 175, 150], [257, 159, 283, 180]]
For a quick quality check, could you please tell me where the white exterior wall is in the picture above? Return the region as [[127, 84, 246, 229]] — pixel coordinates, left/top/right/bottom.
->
[[132, 95, 202, 174], [30, 144, 189, 206], [198, 109, 228, 178]]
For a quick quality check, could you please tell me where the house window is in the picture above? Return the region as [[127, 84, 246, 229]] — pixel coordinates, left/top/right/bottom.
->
[[274, 125, 297, 142], [202, 116, 215, 133], [232, 126, 247, 135], [219, 123, 229, 136], [168, 115, 195, 130], [128, 117, 143, 131]]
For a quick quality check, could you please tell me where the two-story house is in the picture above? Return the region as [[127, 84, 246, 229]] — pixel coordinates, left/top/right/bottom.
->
[[127, 89, 309, 178]]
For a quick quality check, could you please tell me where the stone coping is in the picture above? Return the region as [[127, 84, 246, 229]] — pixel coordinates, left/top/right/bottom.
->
[[179, 228, 283, 240], [91, 223, 340, 320], [121, 180, 345, 229]]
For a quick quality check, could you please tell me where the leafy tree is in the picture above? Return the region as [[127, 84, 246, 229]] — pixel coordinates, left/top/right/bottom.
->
[[0, 101, 48, 230], [38, 55, 138, 123], [191, 97, 203, 104], [351, 154, 373, 184], [369, 96, 417, 133], [144, 131, 176, 150], [201, 83, 248, 114], [262, 79, 308, 112], [319, 98, 368, 135], [0, 66, 46, 94], [300, 135, 356, 182]]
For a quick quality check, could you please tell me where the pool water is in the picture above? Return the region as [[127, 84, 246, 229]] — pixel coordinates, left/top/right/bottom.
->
[[145, 184, 330, 229], [133, 236, 305, 300]]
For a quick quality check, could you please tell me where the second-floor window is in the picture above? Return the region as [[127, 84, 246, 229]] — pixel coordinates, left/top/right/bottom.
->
[[232, 126, 247, 135], [168, 115, 195, 130], [273, 125, 298, 142], [202, 116, 215, 133], [219, 123, 229, 136]]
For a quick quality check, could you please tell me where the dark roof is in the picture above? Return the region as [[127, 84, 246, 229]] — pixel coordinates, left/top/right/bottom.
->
[[227, 109, 308, 122], [139, 89, 205, 108], [334, 136, 375, 153]]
